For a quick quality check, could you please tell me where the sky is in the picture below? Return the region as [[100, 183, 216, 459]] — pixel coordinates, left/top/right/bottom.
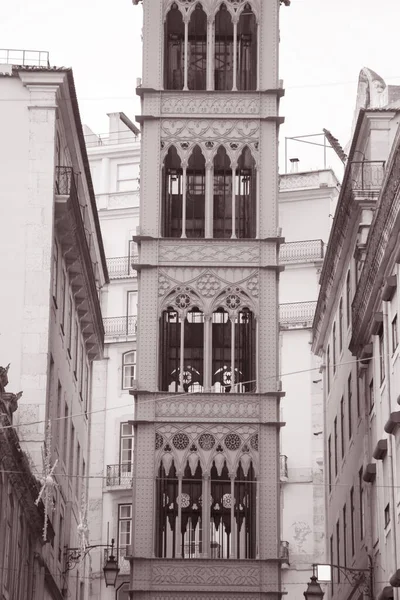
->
[[2, 0, 400, 175]]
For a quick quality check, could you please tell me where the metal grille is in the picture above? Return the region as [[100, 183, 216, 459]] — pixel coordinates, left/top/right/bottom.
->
[[55, 166, 76, 196], [0, 48, 50, 67], [103, 316, 137, 338], [106, 464, 133, 487], [280, 239, 324, 263], [350, 160, 385, 191], [106, 257, 136, 279], [279, 301, 317, 329]]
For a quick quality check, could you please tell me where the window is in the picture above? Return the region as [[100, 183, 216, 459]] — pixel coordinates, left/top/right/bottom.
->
[[63, 404, 69, 463], [379, 327, 385, 383], [117, 163, 139, 192], [84, 363, 90, 416], [214, 5, 233, 91], [122, 351, 136, 389], [339, 298, 343, 352], [69, 424, 75, 485], [164, 4, 184, 90], [332, 322, 337, 374], [156, 454, 256, 559], [186, 146, 206, 238], [128, 240, 137, 274], [188, 5, 207, 91], [235, 147, 256, 239], [237, 4, 257, 91], [346, 270, 351, 326], [119, 423, 134, 483], [334, 417, 338, 476], [330, 535, 334, 594], [76, 442, 81, 499], [60, 270, 66, 333], [56, 382, 62, 448], [340, 397, 345, 459], [327, 346, 330, 393], [369, 378, 374, 413], [67, 295, 73, 357], [328, 435, 332, 491], [52, 240, 59, 306], [348, 374, 352, 439], [213, 146, 233, 239], [336, 519, 340, 582], [118, 504, 132, 557], [343, 504, 347, 567], [74, 320, 79, 379], [384, 503, 390, 528], [350, 486, 355, 555], [58, 506, 64, 562], [392, 315, 398, 354], [359, 468, 364, 539]]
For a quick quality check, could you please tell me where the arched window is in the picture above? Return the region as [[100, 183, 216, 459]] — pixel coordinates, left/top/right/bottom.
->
[[160, 307, 204, 392], [162, 146, 183, 237], [213, 146, 232, 239], [237, 4, 257, 91], [212, 306, 256, 392], [214, 4, 233, 91], [188, 4, 207, 90], [122, 351, 136, 389], [186, 146, 206, 238], [164, 4, 185, 90], [235, 147, 256, 238]]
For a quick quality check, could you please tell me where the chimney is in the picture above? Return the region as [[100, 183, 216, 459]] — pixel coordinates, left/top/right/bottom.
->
[[289, 158, 299, 173]]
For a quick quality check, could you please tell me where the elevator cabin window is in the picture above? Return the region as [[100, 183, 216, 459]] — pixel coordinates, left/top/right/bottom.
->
[[186, 146, 205, 238], [162, 146, 182, 237], [235, 147, 256, 238], [188, 5, 207, 91], [237, 5, 257, 91], [164, 4, 184, 90], [213, 147, 232, 239], [214, 5, 233, 91]]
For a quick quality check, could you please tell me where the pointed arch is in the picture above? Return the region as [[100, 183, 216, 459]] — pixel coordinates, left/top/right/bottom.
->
[[237, 3, 257, 90], [235, 145, 256, 238], [188, 3, 207, 90], [162, 145, 183, 237], [213, 146, 233, 239], [214, 3, 234, 91], [186, 145, 206, 238], [164, 3, 185, 90]]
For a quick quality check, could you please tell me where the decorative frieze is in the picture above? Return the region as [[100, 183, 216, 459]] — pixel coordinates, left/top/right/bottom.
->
[[159, 241, 260, 264]]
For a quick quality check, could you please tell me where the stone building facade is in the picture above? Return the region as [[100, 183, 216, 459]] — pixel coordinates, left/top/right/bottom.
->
[[128, 0, 288, 598], [312, 69, 400, 600], [0, 56, 108, 599]]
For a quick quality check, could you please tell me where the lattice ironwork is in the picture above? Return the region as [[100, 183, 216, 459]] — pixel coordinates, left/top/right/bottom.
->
[[103, 316, 137, 338], [350, 160, 385, 191], [106, 464, 133, 487], [106, 256, 136, 279]]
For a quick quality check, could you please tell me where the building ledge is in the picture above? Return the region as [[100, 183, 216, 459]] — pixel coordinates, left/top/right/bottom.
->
[[373, 439, 388, 460], [384, 411, 400, 434], [362, 463, 377, 483]]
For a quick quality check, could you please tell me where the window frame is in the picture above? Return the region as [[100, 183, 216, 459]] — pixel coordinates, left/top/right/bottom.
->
[[392, 314, 398, 354], [122, 351, 136, 390]]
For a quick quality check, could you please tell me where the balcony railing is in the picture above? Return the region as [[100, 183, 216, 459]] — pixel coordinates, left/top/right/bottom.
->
[[106, 256, 137, 279], [0, 48, 50, 67], [280, 239, 324, 264], [104, 548, 130, 575], [103, 316, 137, 338], [280, 455, 288, 480], [279, 301, 317, 329], [280, 541, 290, 565], [350, 160, 386, 192], [106, 464, 133, 487]]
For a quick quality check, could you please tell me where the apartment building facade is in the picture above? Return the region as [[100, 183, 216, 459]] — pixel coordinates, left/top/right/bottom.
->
[[85, 113, 140, 600], [313, 68, 400, 600], [0, 54, 108, 599]]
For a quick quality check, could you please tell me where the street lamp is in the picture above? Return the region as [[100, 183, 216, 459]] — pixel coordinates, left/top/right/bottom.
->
[[313, 561, 373, 599], [304, 576, 325, 600], [103, 539, 120, 587]]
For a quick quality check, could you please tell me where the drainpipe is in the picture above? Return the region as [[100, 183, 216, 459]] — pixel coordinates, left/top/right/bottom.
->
[[382, 301, 398, 591]]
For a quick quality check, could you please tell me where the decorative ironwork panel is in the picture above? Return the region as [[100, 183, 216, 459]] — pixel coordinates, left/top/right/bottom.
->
[[105, 464, 133, 487], [103, 316, 137, 338], [279, 240, 324, 263], [279, 301, 317, 329], [106, 257, 136, 279]]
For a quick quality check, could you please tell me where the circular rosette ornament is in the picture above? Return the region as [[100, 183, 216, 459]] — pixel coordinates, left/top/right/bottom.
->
[[176, 493, 190, 508]]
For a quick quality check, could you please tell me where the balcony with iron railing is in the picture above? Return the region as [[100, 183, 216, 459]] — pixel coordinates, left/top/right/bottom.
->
[[106, 464, 133, 488], [350, 160, 386, 193], [106, 256, 137, 279], [103, 316, 137, 339], [279, 301, 317, 330], [0, 48, 50, 67], [280, 239, 324, 264]]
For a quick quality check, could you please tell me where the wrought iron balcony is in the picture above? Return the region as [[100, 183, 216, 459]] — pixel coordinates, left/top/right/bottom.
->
[[280, 454, 288, 481], [103, 316, 137, 338], [280, 239, 324, 264], [280, 540, 290, 564], [104, 547, 130, 575], [350, 160, 385, 192], [0, 48, 50, 67], [106, 256, 137, 279], [279, 301, 317, 329], [106, 464, 133, 487]]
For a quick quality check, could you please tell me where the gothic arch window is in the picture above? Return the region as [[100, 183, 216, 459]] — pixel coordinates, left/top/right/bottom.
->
[[156, 459, 203, 558], [213, 146, 232, 239], [162, 146, 183, 237], [214, 4, 233, 91], [212, 305, 256, 393], [186, 145, 206, 238], [237, 4, 257, 91], [188, 4, 207, 91], [235, 146, 256, 238], [160, 306, 205, 393], [164, 4, 185, 90]]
